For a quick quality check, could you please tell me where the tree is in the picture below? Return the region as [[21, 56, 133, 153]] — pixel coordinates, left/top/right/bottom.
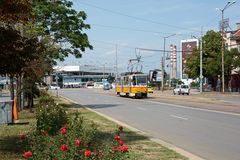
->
[[0, 0, 93, 111], [185, 30, 240, 88], [33, 0, 93, 60], [0, 0, 32, 24]]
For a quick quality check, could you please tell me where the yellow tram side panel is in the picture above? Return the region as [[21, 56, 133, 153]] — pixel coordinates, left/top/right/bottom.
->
[[131, 86, 148, 93], [115, 85, 130, 94], [123, 86, 130, 93], [115, 85, 147, 96], [115, 86, 121, 93]]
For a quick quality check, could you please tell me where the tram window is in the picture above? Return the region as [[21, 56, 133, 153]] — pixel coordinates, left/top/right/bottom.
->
[[132, 76, 136, 85], [136, 76, 147, 86], [122, 77, 128, 85]]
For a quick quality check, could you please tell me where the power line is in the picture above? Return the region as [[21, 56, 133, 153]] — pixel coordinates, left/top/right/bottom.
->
[[136, 47, 196, 53], [78, 1, 201, 33], [90, 39, 137, 49], [91, 23, 192, 37]]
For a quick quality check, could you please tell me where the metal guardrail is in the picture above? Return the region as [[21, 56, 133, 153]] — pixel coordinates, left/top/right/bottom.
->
[[0, 101, 13, 124]]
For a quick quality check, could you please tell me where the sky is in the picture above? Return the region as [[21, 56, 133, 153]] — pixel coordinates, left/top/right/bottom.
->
[[59, 0, 239, 75]]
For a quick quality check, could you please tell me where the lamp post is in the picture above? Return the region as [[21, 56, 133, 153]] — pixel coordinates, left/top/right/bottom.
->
[[217, 1, 236, 93], [200, 27, 203, 93], [163, 34, 176, 90]]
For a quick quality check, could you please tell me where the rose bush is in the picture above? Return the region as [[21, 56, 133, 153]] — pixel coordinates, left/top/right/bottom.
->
[[21, 94, 130, 159], [36, 95, 68, 136]]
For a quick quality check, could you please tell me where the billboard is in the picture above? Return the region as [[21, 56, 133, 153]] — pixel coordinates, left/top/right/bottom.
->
[[149, 70, 162, 82], [181, 39, 198, 76]]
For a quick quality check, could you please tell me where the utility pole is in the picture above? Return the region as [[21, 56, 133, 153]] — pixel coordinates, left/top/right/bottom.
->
[[221, 9, 225, 93], [169, 45, 173, 87], [162, 38, 166, 92], [200, 26, 203, 93], [163, 34, 176, 90], [161, 57, 164, 92], [115, 44, 118, 82], [217, 1, 236, 93]]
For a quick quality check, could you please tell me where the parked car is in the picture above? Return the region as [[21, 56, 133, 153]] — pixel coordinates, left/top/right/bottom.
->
[[173, 85, 190, 95], [49, 84, 60, 90], [147, 87, 154, 93]]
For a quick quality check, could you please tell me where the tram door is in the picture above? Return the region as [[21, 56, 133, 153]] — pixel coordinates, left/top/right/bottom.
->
[[121, 77, 124, 93]]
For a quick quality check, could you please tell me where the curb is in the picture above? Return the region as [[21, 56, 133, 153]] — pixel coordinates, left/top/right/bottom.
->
[[59, 95, 205, 160]]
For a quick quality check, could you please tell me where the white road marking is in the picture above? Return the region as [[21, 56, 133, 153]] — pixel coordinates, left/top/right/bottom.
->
[[136, 107, 147, 111], [170, 114, 188, 120], [143, 100, 240, 117]]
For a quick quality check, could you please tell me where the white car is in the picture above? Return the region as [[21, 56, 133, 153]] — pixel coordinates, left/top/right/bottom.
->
[[49, 84, 60, 90], [173, 85, 190, 95]]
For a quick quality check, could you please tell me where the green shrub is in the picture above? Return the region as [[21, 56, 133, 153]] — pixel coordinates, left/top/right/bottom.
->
[[38, 94, 55, 106], [190, 81, 199, 88], [36, 97, 68, 135]]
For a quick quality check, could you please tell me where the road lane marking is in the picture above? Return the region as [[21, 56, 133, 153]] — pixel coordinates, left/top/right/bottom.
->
[[98, 93, 240, 117], [170, 114, 188, 120], [143, 100, 240, 117], [136, 107, 147, 111]]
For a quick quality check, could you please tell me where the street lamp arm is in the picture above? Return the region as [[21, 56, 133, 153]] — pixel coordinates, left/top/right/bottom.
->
[[223, 1, 236, 10], [164, 34, 177, 39]]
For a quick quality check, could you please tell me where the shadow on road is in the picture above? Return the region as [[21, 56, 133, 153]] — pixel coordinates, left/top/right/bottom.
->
[[84, 104, 120, 109]]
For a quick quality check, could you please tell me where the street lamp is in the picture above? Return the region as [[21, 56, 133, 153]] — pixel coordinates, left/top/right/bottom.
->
[[163, 34, 176, 89], [217, 1, 236, 93]]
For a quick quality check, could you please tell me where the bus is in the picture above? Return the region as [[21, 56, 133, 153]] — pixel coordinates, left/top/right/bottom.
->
[[115, 73, 148, 98]]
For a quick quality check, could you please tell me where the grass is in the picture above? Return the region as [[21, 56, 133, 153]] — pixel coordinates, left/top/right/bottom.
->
[[0, 110, 36, 160], [0, 96, 188, 160]]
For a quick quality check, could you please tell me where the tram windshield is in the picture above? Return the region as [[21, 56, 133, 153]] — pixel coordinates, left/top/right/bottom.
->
[[135, 76, 147, 86]]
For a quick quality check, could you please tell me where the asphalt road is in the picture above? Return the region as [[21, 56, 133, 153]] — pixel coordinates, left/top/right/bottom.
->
[[59, 88, 240, 160]]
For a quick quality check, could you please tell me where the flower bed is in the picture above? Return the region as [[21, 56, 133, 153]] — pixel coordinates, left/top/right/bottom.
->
[[20, 94, 130, 160]]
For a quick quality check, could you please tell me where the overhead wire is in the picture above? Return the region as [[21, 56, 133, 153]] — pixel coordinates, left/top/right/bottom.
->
[[90, 23, 193, 37], [77, 1, 201, 33]]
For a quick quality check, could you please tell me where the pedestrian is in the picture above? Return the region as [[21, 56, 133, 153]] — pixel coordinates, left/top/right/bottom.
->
[[216, 76, 221, 92], [228, 78, 232, 92]]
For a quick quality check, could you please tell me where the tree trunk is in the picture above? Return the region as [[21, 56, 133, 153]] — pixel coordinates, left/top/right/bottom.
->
[[27, 93, 30, 108], [29, 90, 33, 112], [10, 75, 14, 100], [16, 75, 22, 111]]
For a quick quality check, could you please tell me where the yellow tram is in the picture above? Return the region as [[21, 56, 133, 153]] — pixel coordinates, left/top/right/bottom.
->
[[115, 73, 148, 98]]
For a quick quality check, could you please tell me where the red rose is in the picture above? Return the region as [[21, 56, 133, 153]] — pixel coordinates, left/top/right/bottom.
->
[[84, 150, 91, 156], [112, 146, 118, 152], [20, 134, 26, 140], [120, 146, 128, 153], [114, 135, 121, 140], [61, 144, 68, 151], [23, 151, 32, 158], [60, 127, 67, 135], [119, 140, 124, 146], [119, 126, 123, 131], [75, 139, 81, 146]]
